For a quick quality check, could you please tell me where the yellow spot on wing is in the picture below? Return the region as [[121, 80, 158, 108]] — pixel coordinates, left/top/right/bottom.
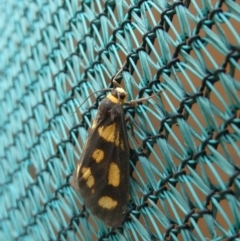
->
[[86, 177, 94, 188], [98, 196, 118, 209], [98, 124, 125, 150], [81, 167, 91, 179], [81, 167, 95, 188], [108, 162, 120, 187], [98, 123, 116, 142], [92, 149, 104, 163]]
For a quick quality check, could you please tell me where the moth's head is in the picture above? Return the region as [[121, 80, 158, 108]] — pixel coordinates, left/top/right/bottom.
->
[[108, 87, 128, 104]]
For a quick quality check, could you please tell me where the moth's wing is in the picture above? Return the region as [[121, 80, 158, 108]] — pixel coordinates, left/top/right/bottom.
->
[[70, 125, 96, 192], [72, 103, 130, 227]]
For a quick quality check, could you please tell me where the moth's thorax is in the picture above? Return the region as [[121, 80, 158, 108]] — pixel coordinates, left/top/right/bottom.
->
[[107, 87, 128, 104]]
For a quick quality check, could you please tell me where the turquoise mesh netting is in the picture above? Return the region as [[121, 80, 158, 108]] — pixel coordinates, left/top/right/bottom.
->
[[0, 0, 240, 240]]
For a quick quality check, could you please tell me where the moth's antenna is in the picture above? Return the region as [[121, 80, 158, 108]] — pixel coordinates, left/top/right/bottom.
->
[[112, 62, 127, 87], [72, 64, 127, 116], [71, 88, 112, 116], [112, 62, 163, 105]]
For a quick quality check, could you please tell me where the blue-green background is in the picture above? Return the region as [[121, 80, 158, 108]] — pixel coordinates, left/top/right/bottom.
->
[[0, 0, 239, 240]]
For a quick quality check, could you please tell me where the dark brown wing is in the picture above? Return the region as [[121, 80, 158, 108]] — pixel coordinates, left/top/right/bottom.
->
[[71, 98, 129, 227]]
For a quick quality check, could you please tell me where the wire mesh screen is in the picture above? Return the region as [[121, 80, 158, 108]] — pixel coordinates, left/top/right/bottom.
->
[[0, 0, 240, 240]]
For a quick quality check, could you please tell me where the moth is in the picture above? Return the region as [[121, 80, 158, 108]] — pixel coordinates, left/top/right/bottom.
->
[[71, 67, 159, 227]]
